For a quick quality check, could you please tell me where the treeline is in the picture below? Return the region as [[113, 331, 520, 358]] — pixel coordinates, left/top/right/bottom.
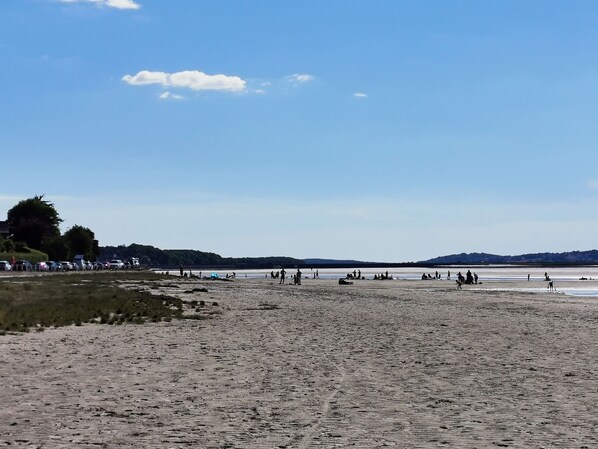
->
[[99, 243, 305, 269]]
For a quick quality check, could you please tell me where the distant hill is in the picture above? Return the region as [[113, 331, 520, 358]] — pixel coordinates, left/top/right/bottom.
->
[[99, 244, 598, 269], [99, 243, 305, 269], [419, 250, 598, 265]]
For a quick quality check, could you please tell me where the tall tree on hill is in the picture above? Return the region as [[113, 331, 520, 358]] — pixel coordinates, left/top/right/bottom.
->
[[63, 225, 99, 260], [7, 195, 62, 249]]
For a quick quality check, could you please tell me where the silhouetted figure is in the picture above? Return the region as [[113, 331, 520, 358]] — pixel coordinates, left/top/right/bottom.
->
[[179, 264, 184, 277], [280, 268, 286, 284], [296, 268, 302, 285], [466, 270, 474, 284], [548, 281, 554, 291]]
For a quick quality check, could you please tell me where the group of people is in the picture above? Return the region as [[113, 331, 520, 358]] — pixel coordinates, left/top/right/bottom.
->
[[421, 270, 452, 280], [273, 268, 304, 285]]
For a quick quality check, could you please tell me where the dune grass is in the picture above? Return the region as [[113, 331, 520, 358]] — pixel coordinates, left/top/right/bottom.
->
[[0, 271, 182, 334]]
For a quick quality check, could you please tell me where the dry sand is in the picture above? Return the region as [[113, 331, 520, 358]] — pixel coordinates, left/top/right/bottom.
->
[[1, 276, 598, 448]]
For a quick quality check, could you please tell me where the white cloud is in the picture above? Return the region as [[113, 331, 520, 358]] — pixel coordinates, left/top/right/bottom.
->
[[61, 0, 141, 10], [122, 70, 246, 92], [354, 92, 368, 98], [588, 180, 598, 190], [287, 73, 315, 84], [159, 91, 184, 100]]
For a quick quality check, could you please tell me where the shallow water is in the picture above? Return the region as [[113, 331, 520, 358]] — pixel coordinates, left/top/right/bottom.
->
[[155, 265, 598, 297]]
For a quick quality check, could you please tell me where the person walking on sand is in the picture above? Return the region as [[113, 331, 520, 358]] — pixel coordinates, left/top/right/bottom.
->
[[296, 268, 302, 285], [280, 268, 286, 284], [179, 264, 184, 277]]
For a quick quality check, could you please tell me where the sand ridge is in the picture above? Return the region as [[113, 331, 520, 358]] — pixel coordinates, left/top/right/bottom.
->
[[1, 277, 598, 448]]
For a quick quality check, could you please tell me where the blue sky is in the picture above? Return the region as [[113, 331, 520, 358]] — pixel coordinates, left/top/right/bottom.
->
[[2, 0, 598, 262]]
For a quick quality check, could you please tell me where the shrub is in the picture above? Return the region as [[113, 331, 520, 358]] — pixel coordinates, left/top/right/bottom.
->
[[14, 241, 28, 252], [3, 240, 15, 253]]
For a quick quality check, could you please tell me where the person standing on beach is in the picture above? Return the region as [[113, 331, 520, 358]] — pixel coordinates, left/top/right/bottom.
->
[[280, 268, 286, 284], [179, 264, 183, 277], [296, 268, 302, 285]]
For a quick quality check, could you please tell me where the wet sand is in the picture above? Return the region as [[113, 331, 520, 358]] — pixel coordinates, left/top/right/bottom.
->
[[2, 277, 598, 448]]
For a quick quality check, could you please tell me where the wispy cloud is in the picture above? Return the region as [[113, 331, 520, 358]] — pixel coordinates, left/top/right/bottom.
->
[[122, 70, 246, 92], [354, 92, 368, 98], [60, 0, 141, 10], [287, 73, 315, 85], [587, 180, 598, 190], [159, 91, 184, 100]]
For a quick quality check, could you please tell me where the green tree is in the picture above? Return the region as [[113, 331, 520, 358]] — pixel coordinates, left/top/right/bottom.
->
[[7, 195, 62, 250], [63, 225, 99, 260], [41, 235, 68, 261]]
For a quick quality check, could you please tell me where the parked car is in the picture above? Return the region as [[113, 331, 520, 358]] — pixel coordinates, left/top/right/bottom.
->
[[14, 260, 33, 271], [73, 255, 86, 270], [46, 261, 60, 271], [35, 261, 48, 271], [60, 261, 74, 271], [0, 261, 11, 271], [128, 257, 140, 269], [109, 259, 124, 270]]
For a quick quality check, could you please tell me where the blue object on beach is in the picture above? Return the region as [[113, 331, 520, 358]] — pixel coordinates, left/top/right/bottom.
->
[[211, 272, 219, 279]]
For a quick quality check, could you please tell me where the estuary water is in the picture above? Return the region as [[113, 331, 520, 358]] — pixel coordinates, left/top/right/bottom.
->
[[156, 265, 598, 297]]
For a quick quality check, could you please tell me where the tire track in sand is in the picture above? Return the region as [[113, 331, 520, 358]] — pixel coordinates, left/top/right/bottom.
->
[[258, 315, 346, 449], [296, 361, 346, 449]]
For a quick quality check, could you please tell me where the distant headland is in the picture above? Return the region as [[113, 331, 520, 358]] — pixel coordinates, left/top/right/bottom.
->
[[99, 244, 598, 269]]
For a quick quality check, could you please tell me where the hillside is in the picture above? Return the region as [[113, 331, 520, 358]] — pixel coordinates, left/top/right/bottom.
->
[[98, 244, 305, 269], [419, 250, 598, 265]]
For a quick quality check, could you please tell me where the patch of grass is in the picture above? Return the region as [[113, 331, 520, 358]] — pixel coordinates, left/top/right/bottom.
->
[[0, 272, 180, 334], [0, 249, 48, 264]]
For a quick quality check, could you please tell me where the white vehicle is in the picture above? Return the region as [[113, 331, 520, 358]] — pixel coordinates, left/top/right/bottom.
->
[[60, 261, 74, 271], [0, 261, 11, 271], [109, 259, 124, 270], [73, 255, 86, 270]]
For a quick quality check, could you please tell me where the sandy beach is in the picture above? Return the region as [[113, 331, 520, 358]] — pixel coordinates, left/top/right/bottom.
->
[[1, 276, 598, 448]]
